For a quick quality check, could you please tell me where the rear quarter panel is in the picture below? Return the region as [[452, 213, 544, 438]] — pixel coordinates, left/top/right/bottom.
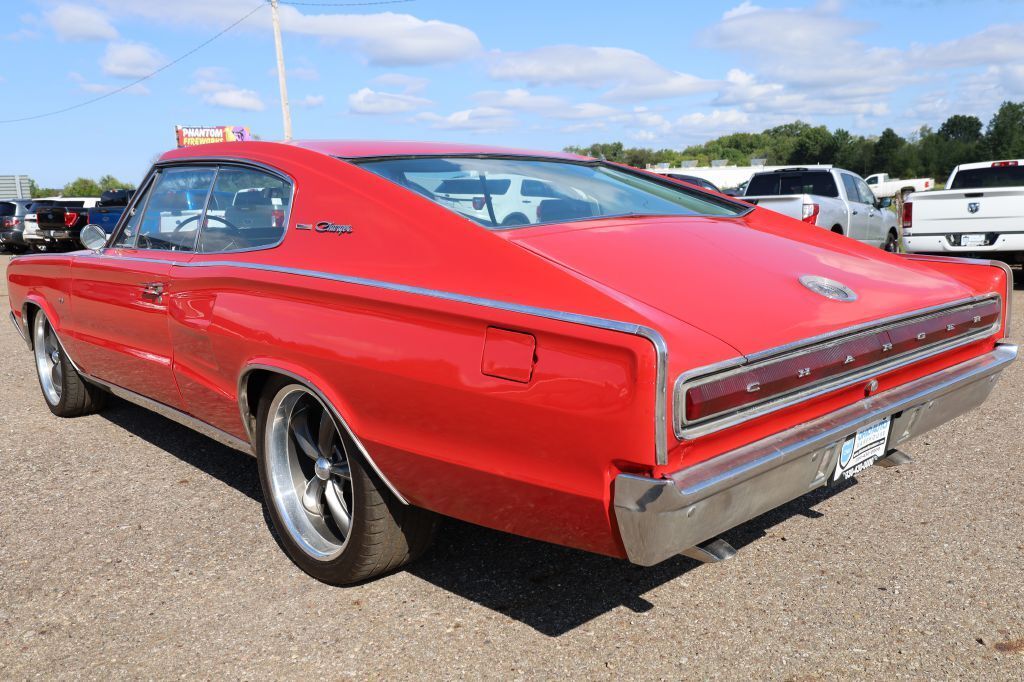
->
[[169, 264, 658, 557], [6, 254, 75, 340]]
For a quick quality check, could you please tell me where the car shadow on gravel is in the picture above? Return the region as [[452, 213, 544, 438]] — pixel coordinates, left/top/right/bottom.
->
[[408, 478, 856, 637], [99, 396, 861, 637], [100, 396, 263, 502]]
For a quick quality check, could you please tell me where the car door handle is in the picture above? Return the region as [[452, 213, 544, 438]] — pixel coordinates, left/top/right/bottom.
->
[[141, 282, 165, 300]]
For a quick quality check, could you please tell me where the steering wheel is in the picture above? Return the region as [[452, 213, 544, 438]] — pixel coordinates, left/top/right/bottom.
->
[[172, 213, 241, 234]]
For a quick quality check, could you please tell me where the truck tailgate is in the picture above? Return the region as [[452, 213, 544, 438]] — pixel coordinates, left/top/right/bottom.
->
[[741, 194, 805, 220], [911, 187, 1024, 233]]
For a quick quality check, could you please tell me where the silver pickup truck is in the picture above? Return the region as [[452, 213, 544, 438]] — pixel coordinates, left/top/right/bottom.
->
[[903, 160, 1024, 266], [743, 167, 900, 251]]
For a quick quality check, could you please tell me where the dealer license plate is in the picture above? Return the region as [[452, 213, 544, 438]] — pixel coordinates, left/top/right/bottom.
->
[[833, 417, 891, 481], [960, 233, 986, 247]]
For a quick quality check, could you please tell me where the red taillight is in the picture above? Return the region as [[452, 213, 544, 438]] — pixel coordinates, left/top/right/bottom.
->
[[272, 209, 285, 227], [64, 211, 79, 227], [472, 197, 485, 211], [681, 299, 1000, 427], [992, 161, 1019, 167], [924, 180, 930, 188], [902, 201, 912, 231], [801, 202, 820, 224]]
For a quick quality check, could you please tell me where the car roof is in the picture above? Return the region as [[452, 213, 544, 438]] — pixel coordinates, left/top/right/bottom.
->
[[164, 139, 592, 163], [954, 160, 1024, 172]]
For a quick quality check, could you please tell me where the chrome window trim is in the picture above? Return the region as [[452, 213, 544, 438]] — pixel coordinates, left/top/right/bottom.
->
[[674, 294, 1002, 439], [115, 157, 297, 256], [178, 259, 671, 465], [111, 168, 158, 249]]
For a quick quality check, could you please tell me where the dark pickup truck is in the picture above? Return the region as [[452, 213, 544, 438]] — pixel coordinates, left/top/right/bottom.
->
[[27, 189, 133, 251], [88, 189, 135, 236]]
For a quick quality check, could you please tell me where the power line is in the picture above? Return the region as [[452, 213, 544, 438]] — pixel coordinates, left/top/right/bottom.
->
[[0, 2, 267, 124]]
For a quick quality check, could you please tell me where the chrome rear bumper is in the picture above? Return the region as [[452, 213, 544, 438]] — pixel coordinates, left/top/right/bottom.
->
[[614, 342, 1018, 566]]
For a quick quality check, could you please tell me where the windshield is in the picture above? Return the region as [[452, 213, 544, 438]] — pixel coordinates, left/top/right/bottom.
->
[[950, 165, 1024, 190], [745, 171, 840, 198], [354, 157, 745, 228]]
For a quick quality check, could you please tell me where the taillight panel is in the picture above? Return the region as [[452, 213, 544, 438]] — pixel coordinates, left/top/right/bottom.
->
[[676, 296, 1001, 438]]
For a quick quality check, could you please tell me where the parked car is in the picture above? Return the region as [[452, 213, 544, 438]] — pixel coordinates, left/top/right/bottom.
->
[[723, 179, 748, 197], [24, 197, 99, 252], [903, 160, 1024, 265], [428, 173, 585, 227], [744, 167, 900, 251], [663, 173, 723, 193], [864, 173, 934, 199], [7, 141, 1016, 584], [87, 189, 136, 238], [0, 199, 46, 253]]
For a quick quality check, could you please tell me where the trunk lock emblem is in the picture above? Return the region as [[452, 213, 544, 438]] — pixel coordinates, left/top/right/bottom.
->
[[799, 275, 858, 302]]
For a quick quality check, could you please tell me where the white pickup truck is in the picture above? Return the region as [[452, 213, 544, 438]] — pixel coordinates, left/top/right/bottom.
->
[[743, 167, 900, 251], [902, 160, 1024, 265], [864, 173, 933, 199]]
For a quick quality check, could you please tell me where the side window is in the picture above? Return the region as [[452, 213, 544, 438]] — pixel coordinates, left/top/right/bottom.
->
[[841, 174, 864, 204], [112, 176, 155, 247], [197, 166, 291, 253], [866, 176, 877, 185], [136, 167, 215, 251], [855, 178, 877, 206]]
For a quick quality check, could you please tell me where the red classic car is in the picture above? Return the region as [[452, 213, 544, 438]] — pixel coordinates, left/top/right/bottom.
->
[[6, 140, 1017, 584]]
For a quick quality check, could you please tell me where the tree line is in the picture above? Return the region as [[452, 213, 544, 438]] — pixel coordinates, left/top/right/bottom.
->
[[566, 101, 1024, 184], [30, 175, 136, 198]]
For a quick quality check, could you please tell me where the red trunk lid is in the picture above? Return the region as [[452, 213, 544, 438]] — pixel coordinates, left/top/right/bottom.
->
[[508, 213, 974, 355]]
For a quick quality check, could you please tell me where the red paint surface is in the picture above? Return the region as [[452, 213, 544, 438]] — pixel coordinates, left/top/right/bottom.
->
[[4, 140, 1011, 558]]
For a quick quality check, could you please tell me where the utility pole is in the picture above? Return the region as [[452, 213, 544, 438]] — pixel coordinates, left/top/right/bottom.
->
[[270, 0, 292, 141]]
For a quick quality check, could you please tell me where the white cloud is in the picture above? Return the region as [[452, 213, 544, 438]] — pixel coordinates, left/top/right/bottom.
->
[[348, 87, 430, 114], [474, 88, 565, 111], [101, 42, 163, 78], [372, 73, 428, 93], [296, 94, 325, 108], [46, 4, 117, 41], [279, 8, 481, 66], [187, 68, 264, 111], [414, 107, 517, 132], [490, 45, 714, 101], [722, 1, 761, 19], [676, 109, 750, 131]]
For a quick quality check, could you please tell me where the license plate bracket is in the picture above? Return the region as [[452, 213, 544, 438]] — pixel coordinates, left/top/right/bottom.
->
[[833, 416, 892, 482]]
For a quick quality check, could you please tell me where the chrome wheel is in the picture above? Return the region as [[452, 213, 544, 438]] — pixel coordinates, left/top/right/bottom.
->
[[265, 386, 354, 561], [34, 314, 64, 406]]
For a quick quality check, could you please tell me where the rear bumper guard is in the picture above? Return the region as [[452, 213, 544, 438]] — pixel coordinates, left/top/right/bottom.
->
[[614, 342, 1018, 566]]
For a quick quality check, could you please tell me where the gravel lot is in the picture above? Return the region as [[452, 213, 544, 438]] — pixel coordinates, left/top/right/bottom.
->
[[1, 252, 1022, 680]]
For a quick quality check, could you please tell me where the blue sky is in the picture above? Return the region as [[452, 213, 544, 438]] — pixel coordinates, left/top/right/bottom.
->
[[3, 0, 1024, 186]]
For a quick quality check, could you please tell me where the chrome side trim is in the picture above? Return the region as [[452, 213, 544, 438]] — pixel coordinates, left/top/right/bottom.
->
[[181, 260, 671, 465], [9, 310, 29, 348], [673, 294, 1001, 439], [84, 374, 253, 455], [902, 254, 1014, 340], [238, 364, 410, 504], [615, 342, 1017, 566]]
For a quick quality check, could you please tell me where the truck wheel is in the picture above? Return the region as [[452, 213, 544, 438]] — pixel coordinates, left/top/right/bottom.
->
[[32, 312, 106, 417], [255, 377, 437, 584], [883, 229, 899, 252], [831, 225, 844, 235]]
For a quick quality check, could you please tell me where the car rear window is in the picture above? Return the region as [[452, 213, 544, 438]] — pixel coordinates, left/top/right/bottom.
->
[[746, 171, 840, 198], [0, 202, 14, 217], [354, 156, 746, 229], [949, 165, 1024, 189]]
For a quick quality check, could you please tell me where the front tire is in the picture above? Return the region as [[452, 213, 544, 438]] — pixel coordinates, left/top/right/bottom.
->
[[32, 312, 106, 417], [255, 377, 437, 584]]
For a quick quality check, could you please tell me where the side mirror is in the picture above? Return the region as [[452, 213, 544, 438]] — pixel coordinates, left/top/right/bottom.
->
[[80, 224, 108, 251], [877, 197, 892, 209]]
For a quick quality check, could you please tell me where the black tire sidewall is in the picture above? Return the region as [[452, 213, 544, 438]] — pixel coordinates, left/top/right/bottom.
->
[[254, 377, 384, 585]]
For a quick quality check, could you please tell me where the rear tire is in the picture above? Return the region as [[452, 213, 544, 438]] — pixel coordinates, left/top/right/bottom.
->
[[255, 376, 437, 584], [883, 229, 899, 252], [32, 311, 106, 417]]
